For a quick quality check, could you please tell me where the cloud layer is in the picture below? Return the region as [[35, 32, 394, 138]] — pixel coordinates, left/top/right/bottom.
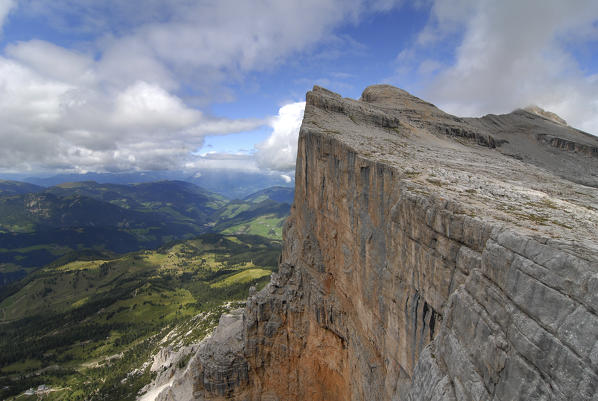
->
[[411, 0, 598, 134], [0, 0, 402, 174], [1, 0, 597, 176], [0, 44, 265, 173]]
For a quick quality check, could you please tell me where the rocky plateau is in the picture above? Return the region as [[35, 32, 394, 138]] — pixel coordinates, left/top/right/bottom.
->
[[143, 85, 598, 401]]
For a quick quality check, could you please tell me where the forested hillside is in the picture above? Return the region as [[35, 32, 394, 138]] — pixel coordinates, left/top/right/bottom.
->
[[0, 181, 293, 287], [0, 234, 280, 400]]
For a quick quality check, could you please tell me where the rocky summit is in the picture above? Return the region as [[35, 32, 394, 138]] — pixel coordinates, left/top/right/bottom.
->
[[146, 85, 598, 401]]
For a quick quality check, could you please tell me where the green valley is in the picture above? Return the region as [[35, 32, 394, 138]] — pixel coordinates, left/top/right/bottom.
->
[[0, 181, 293, 287], [0, 180, 292, 399], [0, 234, 280, 400], [213, 187, 293, 239]]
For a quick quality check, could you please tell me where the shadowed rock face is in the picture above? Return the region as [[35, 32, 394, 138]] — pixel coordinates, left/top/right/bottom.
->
[[151, 85, 598, 401]]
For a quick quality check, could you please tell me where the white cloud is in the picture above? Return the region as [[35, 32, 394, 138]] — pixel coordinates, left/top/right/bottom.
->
[[0, 0, 405, 174], [415, 0, 476, 46], [6, 40, 95, 85], [185, 99, 306, 174], [0, 55, 266, 173], [184, 152, 260, 172], [418, 0, 598, 135], [23, 0, 404, 94], [112, 81, 200, 129], [256, 101, 306, 171], [417, 59, 442, 75]]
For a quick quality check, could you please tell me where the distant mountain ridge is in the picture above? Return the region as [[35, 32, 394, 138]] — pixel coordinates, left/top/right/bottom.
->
[[0, 180, 292, 286], [5, 170, 294, 199], [242, 186, 294, 204], [44, 180, 226, 223], [0, 180, 44, 196]]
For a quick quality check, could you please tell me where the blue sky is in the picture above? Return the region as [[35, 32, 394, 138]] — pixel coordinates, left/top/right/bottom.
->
[[0, 0, 596, 178]]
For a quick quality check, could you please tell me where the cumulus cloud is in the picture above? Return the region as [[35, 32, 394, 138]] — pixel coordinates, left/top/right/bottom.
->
[[112, 82, 200, 129], [416, 0, 598, 135], [0, 0, 404, 174], [280, 174, 292, 183], [256, 101, 306, 171], [0, 50, 265, 173], [22, 0, 404, 94], [187, 100, 306, 174], [6, 40, 95, 85]]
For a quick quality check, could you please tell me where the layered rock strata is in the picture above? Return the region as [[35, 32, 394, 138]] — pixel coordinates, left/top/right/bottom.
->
[[153, 85, 598, 401]]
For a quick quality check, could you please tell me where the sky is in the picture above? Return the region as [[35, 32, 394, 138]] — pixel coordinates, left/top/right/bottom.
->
[[0, 0, 597, 179]]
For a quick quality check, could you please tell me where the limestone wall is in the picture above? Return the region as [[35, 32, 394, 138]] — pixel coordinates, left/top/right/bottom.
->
[[153, 85, 598, 401]]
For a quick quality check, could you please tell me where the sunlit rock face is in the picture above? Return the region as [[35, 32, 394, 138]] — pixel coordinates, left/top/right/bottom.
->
[[153, 85, 598, 401]]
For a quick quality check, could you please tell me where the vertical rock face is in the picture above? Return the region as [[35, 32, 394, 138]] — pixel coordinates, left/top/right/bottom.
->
[[154, 85, 598, 401]]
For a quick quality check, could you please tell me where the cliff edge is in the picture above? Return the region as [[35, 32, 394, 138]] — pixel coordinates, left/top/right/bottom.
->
[[149, 85, 598, 401]]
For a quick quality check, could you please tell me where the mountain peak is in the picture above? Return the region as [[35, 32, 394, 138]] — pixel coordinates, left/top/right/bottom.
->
[[522, 105, 568, 126]]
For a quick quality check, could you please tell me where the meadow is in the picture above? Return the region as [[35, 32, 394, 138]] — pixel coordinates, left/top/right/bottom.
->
[[0, 234, 280, 400]]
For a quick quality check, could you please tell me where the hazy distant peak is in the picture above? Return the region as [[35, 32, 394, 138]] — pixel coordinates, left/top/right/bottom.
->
[[522, 105, 568, 126], [55, 181, 98, 188]]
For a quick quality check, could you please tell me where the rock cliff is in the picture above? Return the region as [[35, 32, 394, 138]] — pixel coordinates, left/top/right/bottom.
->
[[150, 85, 598, 401]]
